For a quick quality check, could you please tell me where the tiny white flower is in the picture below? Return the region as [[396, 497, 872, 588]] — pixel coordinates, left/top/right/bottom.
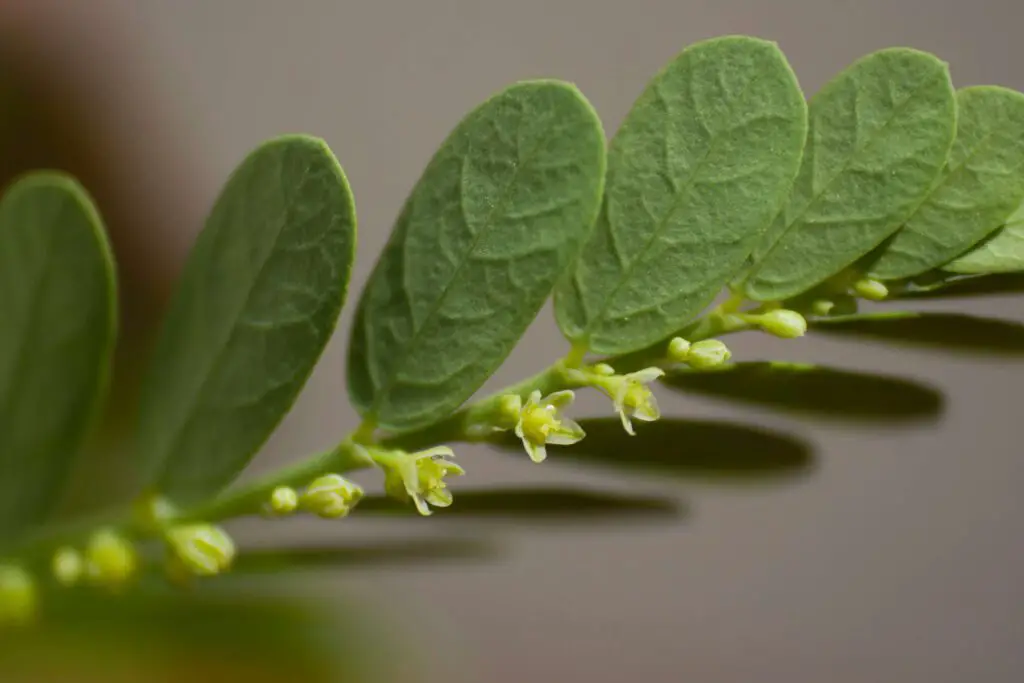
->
[[512, 390, 586, 463]]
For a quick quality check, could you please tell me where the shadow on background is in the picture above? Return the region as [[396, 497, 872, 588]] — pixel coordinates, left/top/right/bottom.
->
[[813, 312, 1024, 355], [492, 418, 815, 483], [664, 362, 944, 423], [358, 487, 684, 524], [234, 536, 500, 574]]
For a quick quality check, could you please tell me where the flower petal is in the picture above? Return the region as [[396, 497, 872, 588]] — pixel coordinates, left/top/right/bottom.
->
[[617, 407, 636, 436], [547, 418, 585, 445], [542, 390, 575, 410], [426, 488, 453, 508], [416, 446, 455, 460], [632, 393, 661, 422], [628, 367, 665, 384], [411, 493, 432, 516], [524, 439, 547, 464]]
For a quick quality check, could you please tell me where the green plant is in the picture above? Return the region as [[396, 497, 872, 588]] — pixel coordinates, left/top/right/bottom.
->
[[2, 34, 1024, 632]]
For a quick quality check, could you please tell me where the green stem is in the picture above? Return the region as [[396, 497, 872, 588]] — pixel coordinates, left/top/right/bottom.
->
[[8, 304, 758, 565]]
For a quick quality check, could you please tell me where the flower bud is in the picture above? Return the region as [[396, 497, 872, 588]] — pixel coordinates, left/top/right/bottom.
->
[[811, 299, 835, 317], [52, 547, 84, 587], [268, 486, 299, 515], [667, 337, 691, 362], [686, 339, 731, 369], [852, 278, 889, 301], [85, 529, 138, 589], [757, 309, 807, 339], [0, 565, 36, 626], [165, 524, 236, 577], [592, 363, 616, 376], [301, 473, 363, 518]]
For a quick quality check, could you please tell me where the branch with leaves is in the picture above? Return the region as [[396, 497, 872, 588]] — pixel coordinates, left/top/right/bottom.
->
[[3, 35, 1024, 626]]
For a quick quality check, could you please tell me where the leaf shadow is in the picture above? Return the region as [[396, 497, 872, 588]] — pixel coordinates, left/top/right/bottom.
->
[[232, 537, 499, 574], [493, 418, 815, 483], [663, 362, 944, 423], [812, 312, 1024, 355], [358, 487, 684, 523], [895, 272, 1024, 299]]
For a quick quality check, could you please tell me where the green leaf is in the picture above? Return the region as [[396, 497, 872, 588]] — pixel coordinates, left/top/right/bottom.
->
[[943, 198, 1024, 274], [811, 311, 1024, 355], [664, 361, 942, 422], [0, 173, 116, 541], [358, 486, 682, 523], [347, 80, 606, 431], [493, 417, 813, 482], [554, 36, 807, 354], [135, 136, 357, 503], [864, 86, 1024, 279], [743, 48, 956, 301]]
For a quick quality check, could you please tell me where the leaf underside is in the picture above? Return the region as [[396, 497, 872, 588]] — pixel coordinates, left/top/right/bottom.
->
[[866, 86, 1024, 279], [555, 35, 808, 354], [943, 199, 1024, 274], [135, 135, 357, 503], [744, 47, 956, 301], [347, 80, 606, 431], [0, 173, 116, 541]]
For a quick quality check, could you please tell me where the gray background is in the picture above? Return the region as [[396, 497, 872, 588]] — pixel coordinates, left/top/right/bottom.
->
[[18, 1, 1024, 681]]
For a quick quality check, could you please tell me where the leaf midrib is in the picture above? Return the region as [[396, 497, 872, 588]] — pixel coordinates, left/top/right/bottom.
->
[[152, 162, 308, 486], [579, 65, 773, 346], [0, 196, 60, 519], [366, 107, 569, 421], [749, 70, 948, 287]]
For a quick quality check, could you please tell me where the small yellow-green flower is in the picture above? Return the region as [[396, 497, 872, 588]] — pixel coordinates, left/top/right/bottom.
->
[[301, 474, 363, 518], [602, 367, 664, 435], [165, 524, 236, 577], [379, 446, 465, 516], [512, 390, 586, 463]]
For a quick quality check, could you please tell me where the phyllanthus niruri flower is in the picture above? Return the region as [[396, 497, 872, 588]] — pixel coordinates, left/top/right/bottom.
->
[[165, 524, 236, 577], [852, 277, 889, 301], [504, 390, 586, 463], [570, 364, 665, 436], [685, 339, 732, 369], [373, 445, 465, 516], [300, 474, 364, 518], [755, 309, 807, 339]]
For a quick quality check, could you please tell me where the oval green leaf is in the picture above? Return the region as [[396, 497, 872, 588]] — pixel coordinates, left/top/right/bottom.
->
[[347, 80, 606, 431], [943, 199, 1024, 274], [0, 172, 116, 541], [864, 86, 1024, 279], [553, 36, 808, 354], [135, 135, 357, 503], [743, 48, 956, 301]]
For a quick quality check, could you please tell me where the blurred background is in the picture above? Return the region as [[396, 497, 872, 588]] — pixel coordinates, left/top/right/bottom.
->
[[2, 0, 1023, 681]]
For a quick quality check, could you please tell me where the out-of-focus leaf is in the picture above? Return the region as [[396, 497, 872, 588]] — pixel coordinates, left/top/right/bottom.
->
[[812, 311, 1024, 355], [493, 418, 813, 482], [0, 172, 116, 542], [134, 135, 357, 504], [665, 361, 943, 422], [233, 537, 498, 574], [358, 487, 683, 522], [0, 590, 378, 683]]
